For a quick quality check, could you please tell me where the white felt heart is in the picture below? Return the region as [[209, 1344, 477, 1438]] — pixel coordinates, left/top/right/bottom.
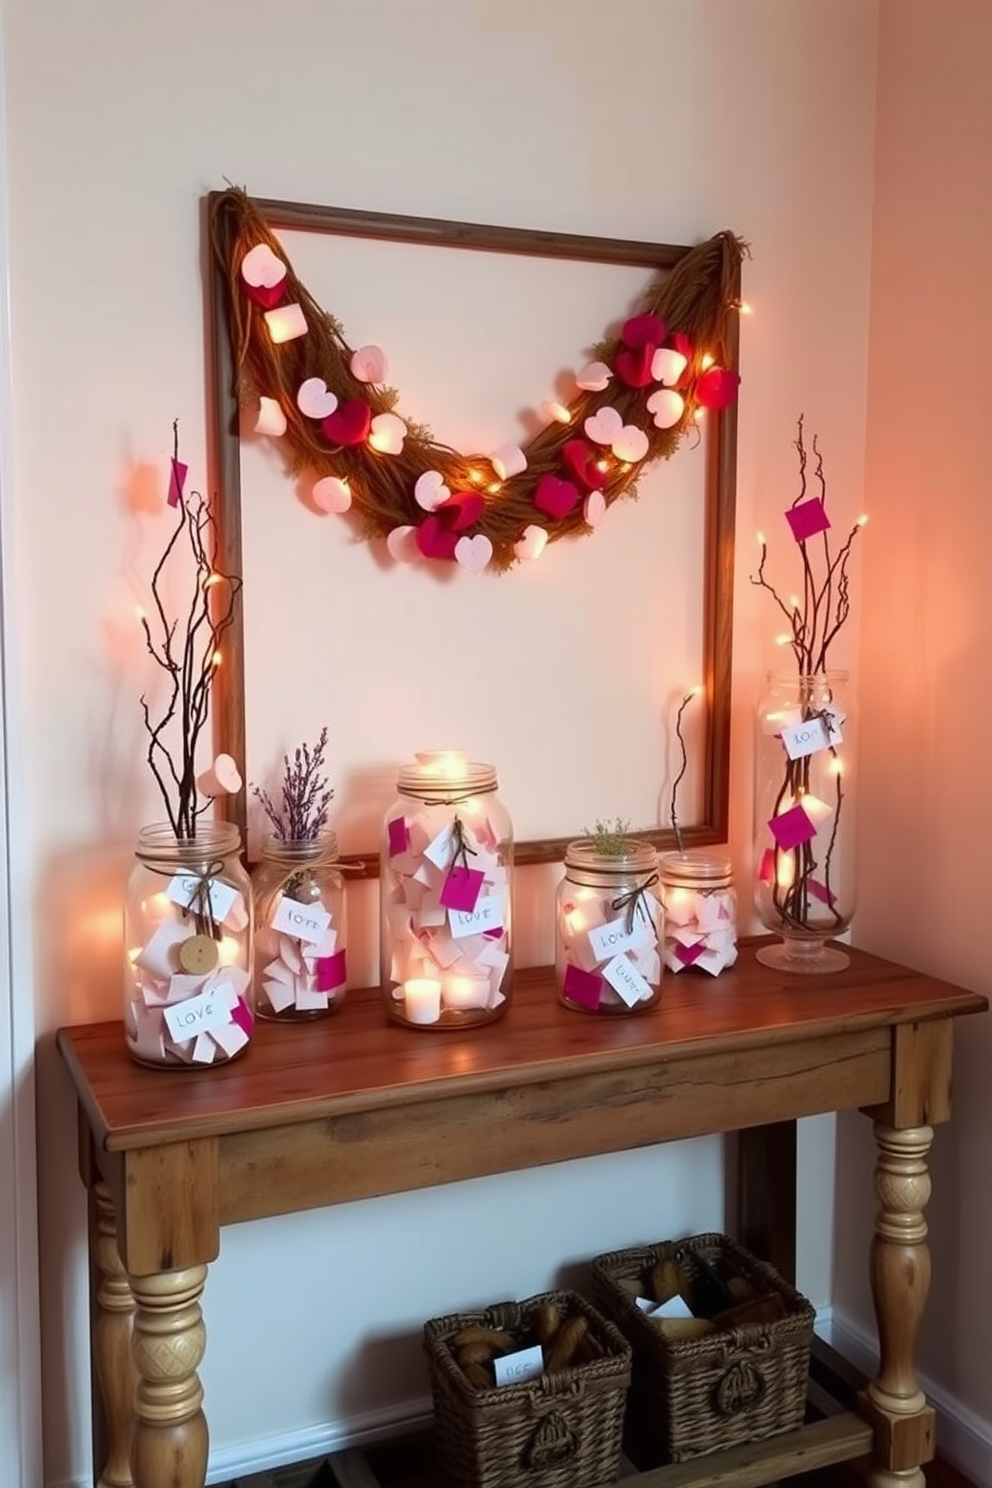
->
[[350, 344, 388, 384], [297, 377, 338, 419], [646, 388, 685, 429], [514, 524, 548, 561], [651, 347, 689, 386], [255, 397, 286, 437], [490, 443, 528, 480], [612, 424, 649, 463], [414, 469, 451, 512], [576, 360, 613, 392], [386, 525, 420, 563], [368, 412, 406, 455], [241, 242, 287, 289], [583, 406, 624, 445], [455, 534, 493, 574], [312, 476, 352, 514], [583, 490, 607, 528]]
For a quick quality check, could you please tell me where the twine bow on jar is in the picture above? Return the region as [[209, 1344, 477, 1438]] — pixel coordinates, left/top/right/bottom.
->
[[611, 873, 660, 935]]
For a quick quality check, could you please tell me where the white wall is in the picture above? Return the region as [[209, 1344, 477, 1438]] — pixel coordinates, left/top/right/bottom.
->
[[0, 2, 880, 1482], [836, 2, 992, 1481]]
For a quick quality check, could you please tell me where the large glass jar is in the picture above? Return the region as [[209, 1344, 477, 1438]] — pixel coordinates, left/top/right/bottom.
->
[[380, 751, 512, 1029], [658, 850, 737, 975], [124, 821, 254, 1068], [556, 838, 662, 1014], [753, 669, 856, 972], [252, 831, 347, 1020]]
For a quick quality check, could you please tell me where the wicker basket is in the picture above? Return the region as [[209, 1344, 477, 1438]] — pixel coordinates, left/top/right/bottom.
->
[[423, 1289, 632, 1488], [590, 1232, 814, 1466]]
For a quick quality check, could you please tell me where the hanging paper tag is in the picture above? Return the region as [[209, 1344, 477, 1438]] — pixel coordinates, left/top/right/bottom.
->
[[166, 873, 238, 923], [602, 953, 653, 1007], [423, 823, 456, 870], [588, 912, 654, 963], [449, 894, 505, 939], [781, 706, 844, 761], [493, 1344, 544, 1388], [163, 983, 233, 1042], [270, 896, 331, 943], [439, 865, 485, 913]]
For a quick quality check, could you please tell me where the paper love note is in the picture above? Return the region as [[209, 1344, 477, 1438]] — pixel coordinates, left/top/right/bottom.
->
[[646, 388, 684, 429], [768, 803, 817, 850], [387, 817, 410, 857], [297, 377, 338, 419], [423, 823, 456, 870], [449, 894, 505, 939], [163, 984, 233, 1042], [808, 879, 838, 906], [493, 1344, 544, 1388], [167, 458, 187, 508], [350, 344, 388, 384], [271, 896, 332, 943], [602, 953, 653, 1007], [316, 949, 347, 992], [562, 961, 603, 1010], [583, 406, 624, 445], [575, 360, 613, 391], [588, 914, 653, 962], [781, 711, 843, 760], [786, 497, 830, 543], [674, 940, 705, 967], [439, 865, 485, 913], [166, 873, 238, 923]]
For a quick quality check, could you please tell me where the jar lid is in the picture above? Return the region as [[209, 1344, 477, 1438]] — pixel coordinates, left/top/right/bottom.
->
[[136, 819, 242, 864], [659, 849, 733, 889], [397, 751, 497, 801], [564, 838, 658, 875]]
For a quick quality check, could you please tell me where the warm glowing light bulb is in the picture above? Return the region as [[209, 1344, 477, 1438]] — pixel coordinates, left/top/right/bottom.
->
[[487, 482, 502, 495], [775, 633, 793, 646], [789, 594, 800, 611], [776, 854, 796, 890], [690, 683, 704, 698], [829, 757, 844, 777], [756, 530, 765, 547], [135, 605, 146, 622], [619, 461, 632, 473], [202, 572, 221, 590], [738, 301, 753, 315], [468, 469, 483, 484], [542, 400, 572, 424], [857, 514, 869, 527], [217, 935, 241, 966], [595, 459, 610, 473], [700, 353, 715, 370], [212, 650, 223, 668], [693, 408, 706, 423]]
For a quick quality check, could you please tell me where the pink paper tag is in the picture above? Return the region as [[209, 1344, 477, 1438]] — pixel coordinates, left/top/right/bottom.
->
[[387, 816, 410, 857], [231, 995, 254, 1036], [316, 949, 347, 992], [439, 865, 485, 913], [785, 497, 830, 543], [168, 458, 188, 508], [808, 878, 837, 906], [562, 962, 603, 1010], [768, 803, 816, 850], [757, 847, 776, 885], [675, 941, 705, 967]]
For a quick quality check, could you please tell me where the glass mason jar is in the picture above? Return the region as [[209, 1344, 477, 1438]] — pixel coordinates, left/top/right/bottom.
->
[[252, 831, 347, 1020], [658, 850, 737, 975], [124, 821, 254, 1068], [380, 751, 512, 1028], [556, 839, 662, 1014], [753, 669, 856, 972]]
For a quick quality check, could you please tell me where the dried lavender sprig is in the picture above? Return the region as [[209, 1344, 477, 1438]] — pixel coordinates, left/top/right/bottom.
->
[[251, 727, 334, 841]]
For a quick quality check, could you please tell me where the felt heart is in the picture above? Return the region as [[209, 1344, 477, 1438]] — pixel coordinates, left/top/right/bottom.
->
[[312, 476, 352, 514], [244, 280, 285, 311], [696, 366, 741, 410], [583, 406, 624, 446], [416, 514, 459, 560], [350, 344, 388, 384], [575, 361, 613, 392], [241, 243, 287, 290], [612, 425, 649, 463], [646, 388, 685, 429], [562, 438, 607, 491], [414, 469, 450, 511], [490, 442, 527, 480], [297, 377, 338, 419], [437, 491, 485, 532], [622, 312, 666, 348], [514, 524, 548, 561], [615, 343, 656, 388], [455, 534, 493, 574], [534, 474, 580, 520], [369, 412, 406, 455], [255, 397, 286, 437], [583, 490, 607, 528], [651, 347, 689, 386], [386, 524, 420, 563], [322, 399, 371, 447]]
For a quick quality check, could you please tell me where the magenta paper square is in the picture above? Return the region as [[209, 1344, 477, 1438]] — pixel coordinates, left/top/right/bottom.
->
[[675, 941, 705, 967], [316, 949, 347, 992], [757, 847, 776, 885], [387, 816, 409, 858], [168, 458, 188, 508], [231, 995, 254, 1035], [562, 962, 603, 1010], [785, 497, 830, 543], [439, 865, 484, 912], [808, 878, 837, 906], [768, 803, 816, 850]]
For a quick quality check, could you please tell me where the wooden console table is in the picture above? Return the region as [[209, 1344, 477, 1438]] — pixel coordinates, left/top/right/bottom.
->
[[58, 938, 987, 1488]]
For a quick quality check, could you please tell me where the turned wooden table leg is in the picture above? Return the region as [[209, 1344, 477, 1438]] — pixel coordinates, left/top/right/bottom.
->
[[864, 1121, 936, 1488], [92, 1181, 138, 1488], [129, 1266, 209, 1488]]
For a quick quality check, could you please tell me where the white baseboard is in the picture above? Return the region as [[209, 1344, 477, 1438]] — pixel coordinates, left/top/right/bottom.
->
[[824, 1306, 992, 1488]]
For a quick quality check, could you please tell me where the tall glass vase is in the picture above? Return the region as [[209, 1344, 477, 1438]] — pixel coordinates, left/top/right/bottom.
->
[[753, 670, 856, 973]]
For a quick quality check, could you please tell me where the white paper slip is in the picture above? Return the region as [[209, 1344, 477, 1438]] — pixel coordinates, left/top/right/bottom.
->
[[493, 1344, 544, 1388], [423, 823, 456, 870], [163, 984, 234, 1042], [449, 894, 505, 940], [165, 872, 238, 924], [270, 895, 332, 943], [588, 911, 654, 963], [602, 953, 654, 1007], [781, 707, 844, 760]]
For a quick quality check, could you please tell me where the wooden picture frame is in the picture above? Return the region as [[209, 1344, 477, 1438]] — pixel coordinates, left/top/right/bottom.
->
[[204, 192, 739, 872]]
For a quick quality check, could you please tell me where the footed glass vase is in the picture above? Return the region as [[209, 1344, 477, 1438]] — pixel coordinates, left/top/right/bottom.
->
[[753, 670, 856, 973]]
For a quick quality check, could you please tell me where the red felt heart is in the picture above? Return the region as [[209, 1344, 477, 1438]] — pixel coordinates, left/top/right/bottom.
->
[[415, 514, 458, 560], [436, 491, 485, 532], [243, 280, 285, 311], [561, 439, 607, 491], [534, 474, 580, 520], [614, 343, 656, 388], [696, 366, 741, 410], [622, 312, 666, 349], [321, 399, 371, 446]]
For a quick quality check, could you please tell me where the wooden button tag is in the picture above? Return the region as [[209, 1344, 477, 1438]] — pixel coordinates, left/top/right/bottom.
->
[[178, 934, 220, 975]]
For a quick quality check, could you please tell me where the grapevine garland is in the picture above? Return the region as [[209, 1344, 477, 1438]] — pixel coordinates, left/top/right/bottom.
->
[[210, 189, 746, 574]]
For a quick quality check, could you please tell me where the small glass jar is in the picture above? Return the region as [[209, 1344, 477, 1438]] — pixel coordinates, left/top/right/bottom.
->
[[556, 839, 662, 1014], [252, 831, 347, 1020], [658, 850, 737, 976], [380, 751, 512, 1029], [124, 821, 254, 1069]]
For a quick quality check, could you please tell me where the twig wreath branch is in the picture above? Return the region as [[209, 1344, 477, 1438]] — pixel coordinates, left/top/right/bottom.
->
[[209, 188, 747, 574]]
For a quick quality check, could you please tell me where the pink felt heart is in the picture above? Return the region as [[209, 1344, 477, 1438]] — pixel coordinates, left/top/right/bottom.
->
[[583, 490, 607, 528], [622, 312, 666, 348], [386, 525, 419, 563], [350, 344, 388, 384], [241, 243, 287, 290], [297, 377, 338, 419], [583, 406, 624, 446], [612, 424, 649, 463], [244, 280, 286, 311], [454, 534, 493, 573], [561, 438, 607, 491], [575, 360, 613, 392], [514, 524, 548, 561], [322, 399, 371, 447], [651, 347, 689, 386], [414, 469, 450, 511], [437, 492, 485, 532], [614, 343, 656, 388], [312, 476, 351, 513], [696, 366, 741, 410], [534, 474, 580, 520], [369, 412, 406, 455], [490, 443, 527, 480], [416, 514, 459, 560], [647, 388, 685, 429]]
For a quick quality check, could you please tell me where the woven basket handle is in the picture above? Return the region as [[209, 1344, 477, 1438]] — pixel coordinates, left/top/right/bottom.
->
[[525, 1409, 577, 1469]]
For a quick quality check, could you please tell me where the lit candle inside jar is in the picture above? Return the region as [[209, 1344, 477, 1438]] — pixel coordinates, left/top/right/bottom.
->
[[415, 749, 469, 779], [442, 974, 490, 1012], [403, 977, 442, 1024], [217, 934, 243, 966]]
